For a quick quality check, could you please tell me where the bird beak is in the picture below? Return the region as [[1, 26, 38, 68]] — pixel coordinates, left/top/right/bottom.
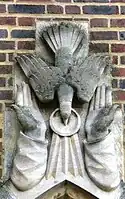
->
[[63, 118, 69, 126]]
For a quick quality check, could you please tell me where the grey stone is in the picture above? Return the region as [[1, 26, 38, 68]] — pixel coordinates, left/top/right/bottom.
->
[[120, 181, 125, 199], [1, 21, 123, 199], [0, 186, 16, 199]]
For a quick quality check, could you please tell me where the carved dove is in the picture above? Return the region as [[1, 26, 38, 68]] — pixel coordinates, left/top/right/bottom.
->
[[16, 22, 111, 125]]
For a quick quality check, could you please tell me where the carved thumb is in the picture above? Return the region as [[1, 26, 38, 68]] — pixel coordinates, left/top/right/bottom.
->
[[11, 104, 23, 115], [100, 104, 120, 130], [108, 104, 120, 120], [11, 104, 38, 130]]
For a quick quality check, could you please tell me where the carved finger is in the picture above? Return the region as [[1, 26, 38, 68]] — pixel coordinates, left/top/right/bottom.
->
[[30, 55, 42, 70], [98, 56, 109, 74], [109, 104, 119, 118], [95, 86, 100, 110], [89, 94, 95, 111], [26, 84, 33, 107], [22, 82, 29, 106], [99, 84, 106, 108], [16, 84, 24, 106], [32, 93, 39, 111], [105, 86, 112, 107], [95, 55, 102, 71]]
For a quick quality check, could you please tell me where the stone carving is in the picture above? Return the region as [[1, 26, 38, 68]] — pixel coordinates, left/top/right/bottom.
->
[[84, 85, 120, 191], [11, 82, 48, 191], [0, 21, 124, 199]]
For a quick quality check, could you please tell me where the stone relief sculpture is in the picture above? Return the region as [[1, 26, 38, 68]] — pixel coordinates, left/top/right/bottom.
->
[[0, 21, 124, 199]]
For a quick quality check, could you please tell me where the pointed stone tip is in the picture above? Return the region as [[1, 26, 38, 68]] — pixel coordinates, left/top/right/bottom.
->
[[63, 118, 69, 126]]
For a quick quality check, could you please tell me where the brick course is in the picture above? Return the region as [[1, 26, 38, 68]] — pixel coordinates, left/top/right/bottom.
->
[[0, 0, 125, 179], [8, 5, 45, 14], [83, 6, 118, 15]]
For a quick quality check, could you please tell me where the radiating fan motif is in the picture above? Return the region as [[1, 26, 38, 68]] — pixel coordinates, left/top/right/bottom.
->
[[16, 22, 111, 124], [40, 23, 88, 60], [46, 133, 84, 179]]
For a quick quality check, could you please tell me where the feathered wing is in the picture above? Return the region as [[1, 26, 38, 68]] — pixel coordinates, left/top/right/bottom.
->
[[40, 22, 88, 62], [16, 54, 64, 103], [67, 54, 111, 103]]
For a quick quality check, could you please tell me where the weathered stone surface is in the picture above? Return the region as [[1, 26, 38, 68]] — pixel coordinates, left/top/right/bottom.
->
[[1, 21, 123, 199], [0, 186, 16, 199], [11, 82, 47, 191]]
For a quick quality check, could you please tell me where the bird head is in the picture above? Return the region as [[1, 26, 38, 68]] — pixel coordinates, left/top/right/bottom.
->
[[57, 83, 74, 125]]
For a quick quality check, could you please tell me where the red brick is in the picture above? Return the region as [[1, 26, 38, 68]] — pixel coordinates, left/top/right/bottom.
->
[[0, 54, 6, 62], [83, 6, 118, 15], [0, 90, 13, 100], [90, 31, 117, 40], [113, 90, 125, 101], [47, 5, 63, 14], [112, 56, 118, 65], [89, 43, 109, 53], [111, 19, 125, 27], [121, 7, 125, 14], [0, 65, 12, 74], [18, 17, 35, 26], [0, 142, 2, 152], [0, 156, 1, 165], [76, 0, 108, 2], [0, 17, 16, 25], [11, 30, 35, 38], [120, 56, 125, 65], [90, 19, 108, 27], [18, 41, 35, 50], [0, 5, 6, 13], [0, 41, 15, 50], [111, 0, 125, 2], [17, 0, 53, 1], [8, 77, 13, 87], [65, 6, 80, 14], [56, 0, 71, 2], [112, 68, 125, 77], [112, 79, 118, 88], [0, 30, 8, 38], [0, 129, 2, 138], [8, 53, 14, 62], [0, 78, 6, 87], [8, 5, 45, 14], [111, 44, 125, 53]]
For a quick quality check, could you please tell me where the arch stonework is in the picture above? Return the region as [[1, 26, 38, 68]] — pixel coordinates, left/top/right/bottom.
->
[[37, 182, 97, 199]]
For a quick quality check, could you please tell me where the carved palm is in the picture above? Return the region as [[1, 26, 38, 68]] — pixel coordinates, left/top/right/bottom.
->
[[13, 82, 46, 139], [85, 85, 119, 143]]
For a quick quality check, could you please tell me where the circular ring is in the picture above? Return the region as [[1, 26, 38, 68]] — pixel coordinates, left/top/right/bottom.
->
[[50, 108, 81, 137]]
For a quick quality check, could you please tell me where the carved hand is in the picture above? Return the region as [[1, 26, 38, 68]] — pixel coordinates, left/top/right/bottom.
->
[[11, 82, 47, 191], [85, 84, 119, 143], [12, 82, 46, 139]]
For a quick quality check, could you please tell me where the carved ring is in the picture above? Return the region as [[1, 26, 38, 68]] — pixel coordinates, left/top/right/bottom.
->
[[50, 108, 81, 137]]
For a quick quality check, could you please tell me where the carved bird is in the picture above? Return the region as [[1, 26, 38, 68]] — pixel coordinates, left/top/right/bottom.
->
[[16, 22, 110, 125]]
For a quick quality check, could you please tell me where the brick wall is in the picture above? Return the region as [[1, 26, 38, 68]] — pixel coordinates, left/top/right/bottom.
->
[[0, 0, 125, 179]]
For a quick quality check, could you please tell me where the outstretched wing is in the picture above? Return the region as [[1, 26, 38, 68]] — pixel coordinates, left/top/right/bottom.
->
[[67, 54, 110, 103], [16, 54, 65, 103]]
